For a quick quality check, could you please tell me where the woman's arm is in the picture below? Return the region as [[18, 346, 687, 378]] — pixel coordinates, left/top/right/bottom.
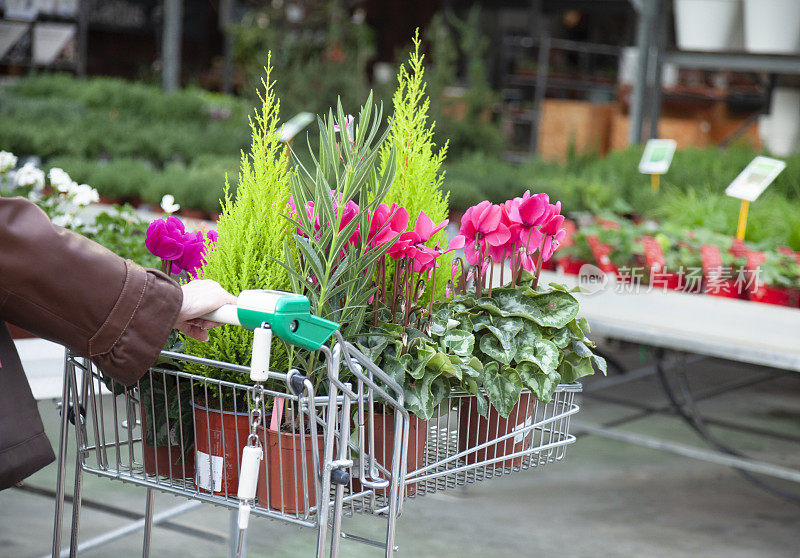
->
[[0, 197, 182, 386]]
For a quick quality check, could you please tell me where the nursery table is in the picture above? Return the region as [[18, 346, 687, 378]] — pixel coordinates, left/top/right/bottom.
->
[[536, 270, 800, 485]]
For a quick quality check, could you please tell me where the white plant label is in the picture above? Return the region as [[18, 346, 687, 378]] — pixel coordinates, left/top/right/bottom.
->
[[725, 156, 786, 202], [638, 139, 677, 175], [195, 451, 224, 492], [278, 112, 314, 143], [512, 417, 533, 444]]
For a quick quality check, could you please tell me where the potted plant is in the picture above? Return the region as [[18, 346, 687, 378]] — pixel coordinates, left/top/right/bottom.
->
[[437, 192, 606, 467], [181, 60, 295, 497], [255, 90, 398, 513]]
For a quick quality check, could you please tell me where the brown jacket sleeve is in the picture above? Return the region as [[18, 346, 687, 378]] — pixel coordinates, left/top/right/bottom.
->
[[0, 197, 183, 386]]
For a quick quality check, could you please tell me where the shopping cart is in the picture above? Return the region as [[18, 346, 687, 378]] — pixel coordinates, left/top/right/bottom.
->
[[51, 291, 581, 558]]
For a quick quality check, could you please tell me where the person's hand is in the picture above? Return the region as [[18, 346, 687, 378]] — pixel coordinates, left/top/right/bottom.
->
[[174, 280, 237, 341]]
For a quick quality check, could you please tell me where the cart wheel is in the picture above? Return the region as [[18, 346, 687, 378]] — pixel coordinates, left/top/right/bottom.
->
[[331, 468, 350, 486], [66, 404, 86, 426]]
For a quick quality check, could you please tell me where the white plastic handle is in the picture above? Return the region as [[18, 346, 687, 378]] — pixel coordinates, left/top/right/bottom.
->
[[200, 304, 241, 326]]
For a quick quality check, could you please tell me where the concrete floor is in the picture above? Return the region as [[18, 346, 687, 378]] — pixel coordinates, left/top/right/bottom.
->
[[2, 344, 800, 558]]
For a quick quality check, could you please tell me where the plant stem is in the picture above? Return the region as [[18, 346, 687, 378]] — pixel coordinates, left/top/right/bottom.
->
[[533, 237, 545, 291], [488, 258, 494, 298]]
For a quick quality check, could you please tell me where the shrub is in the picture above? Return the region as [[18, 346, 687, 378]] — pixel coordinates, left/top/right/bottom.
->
[[183, 61, 294, 384]]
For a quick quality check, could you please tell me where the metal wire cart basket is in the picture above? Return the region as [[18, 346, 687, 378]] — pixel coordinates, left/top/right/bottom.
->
[[51, 303, 581, 558]]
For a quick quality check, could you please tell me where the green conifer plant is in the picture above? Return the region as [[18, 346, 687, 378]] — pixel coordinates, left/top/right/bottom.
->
[[183, 59, 294, 386], [380, 30, 452, 302]]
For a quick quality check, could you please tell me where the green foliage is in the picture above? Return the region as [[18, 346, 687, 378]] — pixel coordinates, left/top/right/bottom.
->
[[282, 96, 396, 386], [368, 282, 604, 419], [759, 252, 800, 289], [183, 61, 294, 385], [380, 33, 452, 300]]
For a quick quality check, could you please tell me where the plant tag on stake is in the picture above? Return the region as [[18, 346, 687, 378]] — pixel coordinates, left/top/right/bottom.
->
[[725, 156, 786, 240], [725, 156, 785, 202], [278, 112, 315, 143], [639, 139, 677, 193], [638, 139, 677, 175]]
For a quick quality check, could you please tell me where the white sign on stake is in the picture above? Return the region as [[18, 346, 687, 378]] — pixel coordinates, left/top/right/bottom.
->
[[725, 156, 786, 202], [638, 139, 677, 175]]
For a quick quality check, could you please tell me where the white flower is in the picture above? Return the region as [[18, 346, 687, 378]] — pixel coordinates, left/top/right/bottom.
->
[[160, 194, 180, 214], [52, 213, 73, 228], [49, 168, 72, 191], [70, 183, 99, 207], [0, 151, 17, 174], [14, 162, 45, 190]]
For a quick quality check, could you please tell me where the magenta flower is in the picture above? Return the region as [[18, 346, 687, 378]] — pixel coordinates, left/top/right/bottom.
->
[[337, 199, 360, 246], [456, 201, 511, 266], [174, 231, 207, 278], [145, 216, 186, 261], [387, 211, 448, 261], [368, 203, 409, 247]]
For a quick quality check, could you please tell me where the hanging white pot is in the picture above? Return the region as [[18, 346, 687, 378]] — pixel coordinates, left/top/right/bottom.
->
[[674, 0, 743, 51], [744, 0, 800, 54], [760, 87, 800, 157]]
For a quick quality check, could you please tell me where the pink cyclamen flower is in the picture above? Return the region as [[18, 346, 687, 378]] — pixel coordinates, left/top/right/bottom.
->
[[288, 196, 320, 238], [456, 201, 511, 266], [368, 203, 409, 247], [387, 211, 448, 261], [145, 216, 186, 261]]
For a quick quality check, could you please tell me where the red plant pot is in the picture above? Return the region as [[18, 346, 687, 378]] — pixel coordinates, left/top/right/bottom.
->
[[351, 412, 428, 498], [649, 272, 684, 291], [457, 392, 535, 469], [257, 427, 324, 515], [558, 257, 589, 275], [193, 404, 250, 496], [704, 279, 744, 299], [748, 285, 800, 307]]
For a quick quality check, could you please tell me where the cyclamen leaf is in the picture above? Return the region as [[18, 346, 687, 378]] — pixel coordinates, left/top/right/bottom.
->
[[560, 353, 595, 383], [482, 365, 523, 418], [514, 338, 559, 374], [409, 343, 437, 380], [550, 327, 571, 348], [404, 375, 449, 420], [593, 354, 608, 376], [471, 314, 493, 333], [516, 362, 560, 403], [571, 339, 594, 358], [479, 334, 516, 365], [463, 377, 489, 418], [489, 288, 579, 329], [441, 330, 475, 357], [424, 349, 458, 379]]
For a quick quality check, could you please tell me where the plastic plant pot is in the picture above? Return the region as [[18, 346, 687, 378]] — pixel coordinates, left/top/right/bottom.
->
[[457, 392, 534, 469], [193, 403, 250, 496], [748, 285, 800, 307], [675, 0, 743, 51], [705, 279, 744, 299], [351, 412, 428, 498], [257, 427, 324, 515], [744, 0, 800, 54], [558, 256, 590, 275]]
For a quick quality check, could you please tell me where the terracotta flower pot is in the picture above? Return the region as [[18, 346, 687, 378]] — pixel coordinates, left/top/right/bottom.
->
[[457, 392, 535, 469], [140, 401, 195, 480], [257, 427, 324, 515], [748, 285, 800, 307], [351, 412, 428, 497], [193, 404, 250, 496]]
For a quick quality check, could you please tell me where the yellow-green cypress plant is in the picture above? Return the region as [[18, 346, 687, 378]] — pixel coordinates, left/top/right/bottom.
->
[[183, 58, 294, 386], [379, 30, 452, 301]]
